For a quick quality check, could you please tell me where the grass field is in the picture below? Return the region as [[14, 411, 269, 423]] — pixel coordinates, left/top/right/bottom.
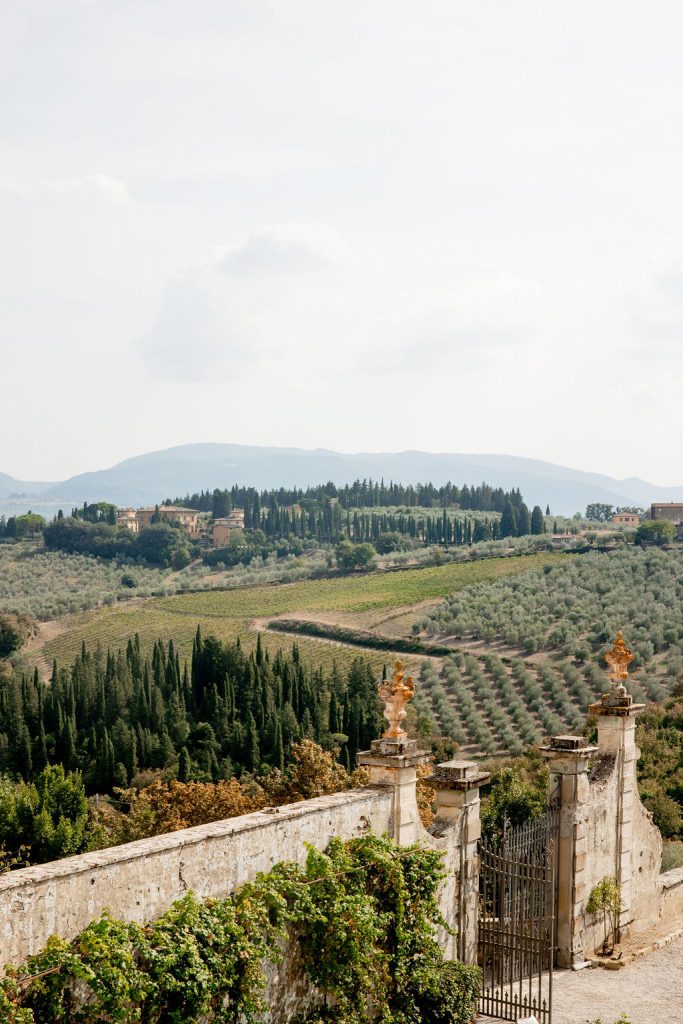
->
[[39, 552, 565, 672]]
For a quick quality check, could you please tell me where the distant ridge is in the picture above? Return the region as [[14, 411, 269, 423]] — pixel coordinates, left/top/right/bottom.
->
[[1, 443, 682, 518]]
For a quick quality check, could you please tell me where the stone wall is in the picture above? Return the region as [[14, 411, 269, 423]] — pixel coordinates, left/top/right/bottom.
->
[[0, 789, 393, 971], [655, 867, 683, 932], [0, 756, 486, 1021], [581, 749, 662, 956]]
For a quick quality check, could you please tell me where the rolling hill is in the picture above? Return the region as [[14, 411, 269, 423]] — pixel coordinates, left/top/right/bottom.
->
[[1, 443, 681, 518]]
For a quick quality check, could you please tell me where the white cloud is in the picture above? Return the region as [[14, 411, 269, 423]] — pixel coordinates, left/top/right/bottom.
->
[[0, 174, 32, 199], [219, 223, 346, 276], [136, 276, 251, 381], [628, 253, 683, 352], [0, 173, 131, 205], [137, 227, 544, 386], [362, 266, 544, 373], [136, 223, 351, 380], [43, 174, 131, 205]]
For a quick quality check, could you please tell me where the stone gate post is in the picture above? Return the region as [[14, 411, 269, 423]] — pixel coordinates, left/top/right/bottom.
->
[[541, 735, 597, 968], [357, 736, 431, 845], [428, 759, 490, 962], [588, 672, 645, 939]]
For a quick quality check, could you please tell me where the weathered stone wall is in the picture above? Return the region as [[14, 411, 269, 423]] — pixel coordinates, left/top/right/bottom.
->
[[581, 751, 662, 955], [655, 867, 683, 932], [0, 764, 483, 1022], [0, 789, 393, 970], [629, 786, 663, 932]]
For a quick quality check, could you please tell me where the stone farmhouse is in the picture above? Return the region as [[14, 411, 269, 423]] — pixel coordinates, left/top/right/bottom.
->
[[651, 502, 683, 539], [611, 512, 640, 527]]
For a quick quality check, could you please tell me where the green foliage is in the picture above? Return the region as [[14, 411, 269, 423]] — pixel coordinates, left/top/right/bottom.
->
[[414, 960, 482, 1024], [644, 790, 683, 838], [661, 841, 683, 872], [481, 762, 548, 844], [0, 766, 90, 865], [586, 876, 622, 952], [71, 502, 118, 525], [335, 541, 377, 571], [637, 698, 683, 840], [0, 612, 36, 658], [0, 633, 383, 823], [586, 1017, 631, 1024], [0, 514, 46, 539], [0, 835, 481, 1024], [530, 505, 546, 535], [585, 503, 614, 522], [44, 517, 192, 568], [423, 547, 683, 691], [0, 542, 174, 620], [635, 519, 676, 546], [500, 500, 517, 538]]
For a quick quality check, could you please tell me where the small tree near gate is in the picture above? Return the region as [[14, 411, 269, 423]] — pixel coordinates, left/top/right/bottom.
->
[[586, 876, 622, 955]]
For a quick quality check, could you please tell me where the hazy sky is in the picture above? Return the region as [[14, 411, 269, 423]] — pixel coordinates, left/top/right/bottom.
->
[[1, 1, 682, 483]]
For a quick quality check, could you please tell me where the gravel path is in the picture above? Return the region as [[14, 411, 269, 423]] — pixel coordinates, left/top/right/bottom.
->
[[552, 937, 683, 1024]]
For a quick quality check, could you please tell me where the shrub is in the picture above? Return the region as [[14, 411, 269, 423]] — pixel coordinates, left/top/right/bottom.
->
[[661, 841, 683, 872], [0, 612, 36, 658], [586, 877, 622, 954], [0, 834, 481, 1024], [414, 960, 481, 1024]]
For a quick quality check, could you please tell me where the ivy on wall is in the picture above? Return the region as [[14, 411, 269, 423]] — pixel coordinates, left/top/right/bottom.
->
[[0, 834, 480, 1024]]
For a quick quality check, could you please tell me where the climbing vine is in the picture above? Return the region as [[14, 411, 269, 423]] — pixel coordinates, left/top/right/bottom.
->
[[0, 834, 480, 1024]]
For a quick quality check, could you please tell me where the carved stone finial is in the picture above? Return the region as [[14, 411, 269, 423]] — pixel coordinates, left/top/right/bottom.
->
[[378, 661, 415, 740], [604, 631, 633, 689]]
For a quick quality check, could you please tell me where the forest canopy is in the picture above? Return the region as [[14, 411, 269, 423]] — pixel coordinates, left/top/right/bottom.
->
[[0, 631, 383, 794]]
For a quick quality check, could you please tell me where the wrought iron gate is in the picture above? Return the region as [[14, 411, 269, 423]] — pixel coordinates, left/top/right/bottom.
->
[[478, 806, 558, 1022]]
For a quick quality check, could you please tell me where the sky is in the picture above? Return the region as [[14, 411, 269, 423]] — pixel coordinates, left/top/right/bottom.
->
[[1, 0, 682, 484]]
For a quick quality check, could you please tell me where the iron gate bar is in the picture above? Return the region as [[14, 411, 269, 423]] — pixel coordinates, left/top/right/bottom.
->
[[477, 805, 557, 1023]]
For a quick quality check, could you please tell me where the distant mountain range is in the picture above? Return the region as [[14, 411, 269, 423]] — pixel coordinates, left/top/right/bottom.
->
[[1, 444, 682, 519]]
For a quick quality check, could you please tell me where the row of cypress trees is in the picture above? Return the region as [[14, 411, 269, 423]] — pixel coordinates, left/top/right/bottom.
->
[[0, 632, 383, 793], [171, 479, 526, 516]]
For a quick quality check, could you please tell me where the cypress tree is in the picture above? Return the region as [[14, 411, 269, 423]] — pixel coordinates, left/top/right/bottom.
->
[[34, 722, 49, 773], [273, 719, 284, 772], [531, 505, 545, 535], [246, 712, 260, 773], [517, 503, 531, 536], [178, 746, 191, 782], [15, 722, 33, 779], [500, 499, 517, 538]]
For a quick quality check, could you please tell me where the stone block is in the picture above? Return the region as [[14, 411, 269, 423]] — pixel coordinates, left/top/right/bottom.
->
[[466, 820, 481, 843]]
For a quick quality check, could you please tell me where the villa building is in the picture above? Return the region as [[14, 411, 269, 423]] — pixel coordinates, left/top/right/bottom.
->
[[116, 505, 202, 535], [611, 512, 640, 527], [210, 508, 245, 547]]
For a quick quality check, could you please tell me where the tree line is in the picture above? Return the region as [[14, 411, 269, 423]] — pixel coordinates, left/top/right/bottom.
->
[[168, 479, 531, 516], [42, 517, 192, 568], [0, 631, 383, 794], [0, 512, 46, 539]]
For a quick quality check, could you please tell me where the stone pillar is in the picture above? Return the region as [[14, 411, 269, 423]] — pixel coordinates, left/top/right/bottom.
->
[[357, 735, 431, 846], [589, 689, 645, 939], [428, 760, 490, 963], [541, 735, 597, 969]]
